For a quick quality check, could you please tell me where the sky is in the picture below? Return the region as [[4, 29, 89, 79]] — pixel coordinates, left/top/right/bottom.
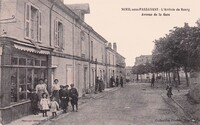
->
[[65, 0, 200, 66]]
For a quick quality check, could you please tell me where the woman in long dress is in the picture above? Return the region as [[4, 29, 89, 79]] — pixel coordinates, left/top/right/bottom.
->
[[36, 79, 48, 101]]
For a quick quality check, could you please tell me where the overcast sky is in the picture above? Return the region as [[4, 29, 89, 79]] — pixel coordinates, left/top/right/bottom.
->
[[65, 0, 200, 66]]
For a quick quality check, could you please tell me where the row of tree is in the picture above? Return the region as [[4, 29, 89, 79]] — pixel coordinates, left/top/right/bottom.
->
[[132, 20, 200, 86]]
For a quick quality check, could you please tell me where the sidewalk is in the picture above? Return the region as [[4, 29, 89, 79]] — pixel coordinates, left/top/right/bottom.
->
[[6, 87, 119, 125], [161, 87, 200, 124]]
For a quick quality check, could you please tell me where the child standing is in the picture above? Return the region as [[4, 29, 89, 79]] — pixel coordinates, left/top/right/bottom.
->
[[166, 84, 173, 98], [50, 97, 59, 117], [40, 93, 50, 117], [30, 89, 39, 115], [69, 84, 79, 112]]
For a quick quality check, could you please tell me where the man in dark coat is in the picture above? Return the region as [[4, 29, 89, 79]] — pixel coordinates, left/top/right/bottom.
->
[[59, 85, 64, 108], [59, 85, 69, 113], [120, 76, 123, 88], [30, 89, 39, 115], [151, 74, 155, 87], [95, 77, 100, 92], [116, 76, 119, 87], [69, 84, 79, 112], [166, 84, 173, 98]]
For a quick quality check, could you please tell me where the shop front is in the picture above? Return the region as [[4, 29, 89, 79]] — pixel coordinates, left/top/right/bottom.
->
[[0, 38, 51, 124]]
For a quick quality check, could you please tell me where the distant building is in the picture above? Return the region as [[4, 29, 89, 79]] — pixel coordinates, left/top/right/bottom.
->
[[126, 66, 136, 82], [135, 55, 152, 66]]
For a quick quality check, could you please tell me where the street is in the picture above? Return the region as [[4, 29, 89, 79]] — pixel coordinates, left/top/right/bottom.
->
[[43, 83, 189, 125]]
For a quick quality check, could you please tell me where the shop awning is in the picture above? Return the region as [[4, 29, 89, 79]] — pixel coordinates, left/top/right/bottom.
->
[[14, 44, 50, 55]]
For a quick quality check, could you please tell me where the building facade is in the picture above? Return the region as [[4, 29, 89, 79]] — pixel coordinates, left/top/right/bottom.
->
[[115, 43, 126, 80], [0, 0, 125, 123]]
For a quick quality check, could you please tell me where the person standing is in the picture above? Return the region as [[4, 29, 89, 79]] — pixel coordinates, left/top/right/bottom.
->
[[95, 77, 100, 93], [166, 84, 173, 98], [30, 89, 39, 115], [120, 76, 123, 87], [40, 93, 50, 117], [51, 79, 60, 104], [36, 79, 48, 101], [110, 76, 115, 87], [116, 76, 119, 87], [59, 85, 69, 113], [59, 85, 64, 108], [151, 74, 155, 87], [99, 78, 103, 92], [69, 84, 79, 112]]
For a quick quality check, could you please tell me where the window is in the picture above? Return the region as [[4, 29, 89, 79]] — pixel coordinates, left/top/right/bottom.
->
[[35, 60, 40, 66], [41, 60, 47, 66], [101, 47, 104, 63], [11, 57, 18, 65], [91, 41, 93, 60], [27, 59, 34, 66], [80, 31, 85, 57], [25, 3, 42, 42], [54, 20, 64, 49], [19, 68, 26, 100]]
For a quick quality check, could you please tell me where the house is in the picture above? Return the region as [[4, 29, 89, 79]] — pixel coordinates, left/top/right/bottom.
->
[[0, 0, 125, 123]]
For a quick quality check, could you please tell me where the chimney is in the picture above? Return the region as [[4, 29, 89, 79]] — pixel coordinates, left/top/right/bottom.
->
[[67, 4, 90, 21], [108, 43, 112, 49], [113, 42, 117, 51], [59, 0, 64, 3]]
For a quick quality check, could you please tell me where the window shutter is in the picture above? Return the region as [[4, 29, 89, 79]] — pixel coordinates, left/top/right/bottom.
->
[[25, 3, 31, 39], [61, 24, 65, 50], [54, 20, 58, 46], [38, 11, 42, 42]]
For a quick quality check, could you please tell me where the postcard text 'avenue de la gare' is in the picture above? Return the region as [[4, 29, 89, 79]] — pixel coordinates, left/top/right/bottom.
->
[[121, 8, 190, 17]]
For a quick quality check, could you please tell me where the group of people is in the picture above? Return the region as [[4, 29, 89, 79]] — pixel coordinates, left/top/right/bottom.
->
[[110, 76, 124, 88], [30, 79, 79, 118]]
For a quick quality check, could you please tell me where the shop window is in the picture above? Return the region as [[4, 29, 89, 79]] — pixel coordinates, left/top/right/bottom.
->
[[35, 60, 40, 66], [27, 68, 33, 99], [11, 57, 18, 65], [19, 58, 26, 65], [34, 69, 46, 88], [27, 59, 34, 66], [9, 56, 48, 102], [41, 60, 47, 66], [19, 68, 26, 100], [11, 68, 17, 102]]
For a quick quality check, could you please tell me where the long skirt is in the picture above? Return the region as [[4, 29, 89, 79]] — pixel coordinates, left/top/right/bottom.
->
[[52, 90, 60, 104]]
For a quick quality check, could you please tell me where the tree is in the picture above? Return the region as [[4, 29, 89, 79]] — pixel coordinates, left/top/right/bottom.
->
[[152, 22, 200, 86]]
